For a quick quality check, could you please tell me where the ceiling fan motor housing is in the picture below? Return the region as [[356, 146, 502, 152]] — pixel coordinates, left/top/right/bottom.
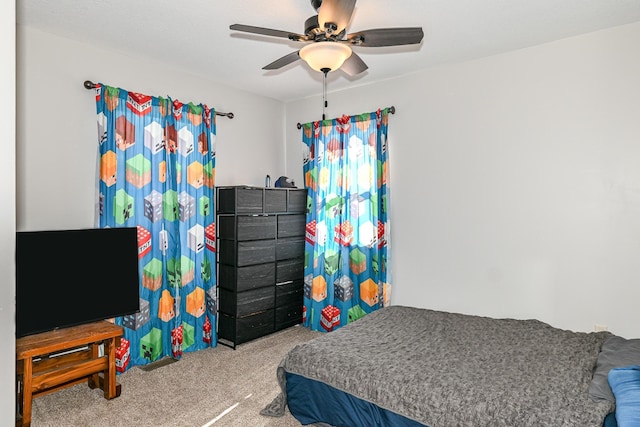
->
[[305, 15, 321, 36], [310, 0, 323, 12], [305, 15, 343, 40]]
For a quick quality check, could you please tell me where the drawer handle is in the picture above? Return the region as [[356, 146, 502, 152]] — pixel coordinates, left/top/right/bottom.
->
[[277, 280, 294, 285]]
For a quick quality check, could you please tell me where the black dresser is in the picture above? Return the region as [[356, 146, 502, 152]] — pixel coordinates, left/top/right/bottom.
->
[[216, 186, 307, 348]]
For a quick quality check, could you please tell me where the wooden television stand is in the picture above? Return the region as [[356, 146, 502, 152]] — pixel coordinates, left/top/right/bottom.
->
[[15, 321, 124, 427]]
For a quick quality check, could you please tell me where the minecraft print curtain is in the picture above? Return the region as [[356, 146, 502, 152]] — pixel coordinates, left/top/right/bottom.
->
[[301, 108, 391, 332], [94, 84, 217, 371]]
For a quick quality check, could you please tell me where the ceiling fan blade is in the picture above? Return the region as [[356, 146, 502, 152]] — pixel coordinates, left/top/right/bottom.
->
[[347, 27, 424, 47], [262, 51, 301, 70], [318, 0, 356, 35], [341, 51, 368, 76], [230, 24, 307, 41]]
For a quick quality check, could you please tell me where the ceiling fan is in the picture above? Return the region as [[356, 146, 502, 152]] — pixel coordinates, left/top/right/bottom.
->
[[230, 0, 424, 76]]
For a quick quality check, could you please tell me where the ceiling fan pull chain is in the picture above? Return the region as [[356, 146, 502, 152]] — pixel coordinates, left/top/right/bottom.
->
[[322, 68, 328, 120]]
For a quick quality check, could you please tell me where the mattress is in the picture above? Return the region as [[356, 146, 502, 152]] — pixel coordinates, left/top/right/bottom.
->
[[263, 305, 616, 427]]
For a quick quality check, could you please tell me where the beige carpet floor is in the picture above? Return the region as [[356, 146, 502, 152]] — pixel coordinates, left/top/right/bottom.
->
[[29, 325, 323, 427]]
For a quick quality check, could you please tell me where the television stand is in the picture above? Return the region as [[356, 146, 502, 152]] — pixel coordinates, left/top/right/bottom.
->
[[15, 321, 124, 427]]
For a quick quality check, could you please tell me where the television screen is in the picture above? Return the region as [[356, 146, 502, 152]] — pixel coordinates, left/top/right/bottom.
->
[[16, 227, 140, 338]]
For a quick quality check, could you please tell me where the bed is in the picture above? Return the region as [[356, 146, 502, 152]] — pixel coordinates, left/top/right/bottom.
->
[[262, 305, 638, 427]]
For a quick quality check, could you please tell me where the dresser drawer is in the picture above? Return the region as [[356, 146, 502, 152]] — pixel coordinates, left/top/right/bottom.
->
[[218, 310, 275, 346], [237, 215, 275, 240], [265, 189, 287, 213], [217, 187, 264, 214], [219, 286, 275, 317], [276, 236, 305, 261], [287, 190, 307, 213], [218, 239, 276, 266], [218, 263, 275, 292], [275, 302, 303, 331], [276, 257, 304, 283], [276, 280, 304, 307], [217, 215, 276, 240], [277, 214, 306, 238]]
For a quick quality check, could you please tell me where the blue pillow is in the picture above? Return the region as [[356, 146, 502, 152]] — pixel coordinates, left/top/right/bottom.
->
[[608, 365, 640, 427]]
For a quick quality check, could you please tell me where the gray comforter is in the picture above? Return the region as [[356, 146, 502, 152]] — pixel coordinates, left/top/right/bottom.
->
[[264, 305, 615, 426]]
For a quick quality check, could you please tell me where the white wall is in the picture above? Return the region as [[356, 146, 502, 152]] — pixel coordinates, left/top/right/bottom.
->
[[285, 22, 640, 339], [17, 26, 286, 231], [1, 0, 16, 424]]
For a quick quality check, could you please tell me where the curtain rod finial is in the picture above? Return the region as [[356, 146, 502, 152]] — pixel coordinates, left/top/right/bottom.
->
[[84, 80, 96, 90]]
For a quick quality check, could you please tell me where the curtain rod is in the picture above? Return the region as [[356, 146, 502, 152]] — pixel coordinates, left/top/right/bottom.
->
[[296, 106, 395, 129], [83, 80, 234, 119]]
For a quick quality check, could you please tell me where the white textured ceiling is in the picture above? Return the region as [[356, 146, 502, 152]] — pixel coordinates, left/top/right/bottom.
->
[[17, 0, 640, 102]]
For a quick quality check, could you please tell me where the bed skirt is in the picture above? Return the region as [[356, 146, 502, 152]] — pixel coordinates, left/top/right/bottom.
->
[[286, 372, 426, 426]]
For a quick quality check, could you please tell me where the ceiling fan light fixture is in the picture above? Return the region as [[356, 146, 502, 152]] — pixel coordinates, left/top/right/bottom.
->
[[299, 42, 352, 73]]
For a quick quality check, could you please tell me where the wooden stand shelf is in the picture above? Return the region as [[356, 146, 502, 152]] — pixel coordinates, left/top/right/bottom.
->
[[15, 321, 124, 427]]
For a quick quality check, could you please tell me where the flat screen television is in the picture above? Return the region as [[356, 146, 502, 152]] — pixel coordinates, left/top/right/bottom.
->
[[16, 227, 140, 338]]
